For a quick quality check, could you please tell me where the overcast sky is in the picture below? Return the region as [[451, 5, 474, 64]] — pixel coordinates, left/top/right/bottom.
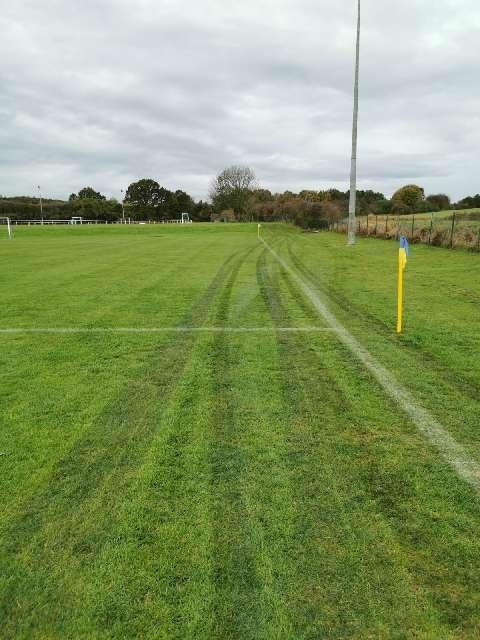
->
[[1, 1, 479, 201]]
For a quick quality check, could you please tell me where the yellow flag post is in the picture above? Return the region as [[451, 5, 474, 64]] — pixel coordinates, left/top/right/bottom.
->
[[396, 236, 409, 334], [396, 251, 404, 334], [257, 223, 261, 239]]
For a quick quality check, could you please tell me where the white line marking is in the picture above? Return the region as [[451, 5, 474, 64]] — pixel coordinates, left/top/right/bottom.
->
[[262, 238, 480, 495], [0, 326, 338, 334]]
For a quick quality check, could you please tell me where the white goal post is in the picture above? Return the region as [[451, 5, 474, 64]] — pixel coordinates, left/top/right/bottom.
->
[[0, 217, 12, 239]]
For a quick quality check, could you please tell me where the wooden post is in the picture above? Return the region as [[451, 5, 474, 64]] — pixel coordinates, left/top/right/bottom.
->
[[450, 213, 456, 249]]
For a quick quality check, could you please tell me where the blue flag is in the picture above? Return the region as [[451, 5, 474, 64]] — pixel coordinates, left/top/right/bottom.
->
[[399, 236, 409, 270]]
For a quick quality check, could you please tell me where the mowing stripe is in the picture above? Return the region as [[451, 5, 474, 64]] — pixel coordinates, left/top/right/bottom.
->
[[262, 238, 480, 495], [0, 326, 338, 334]]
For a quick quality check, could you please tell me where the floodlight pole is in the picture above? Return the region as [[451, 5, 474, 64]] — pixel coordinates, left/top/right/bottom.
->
[[37, 185, 43, 222], [347, 0, 361, 246]]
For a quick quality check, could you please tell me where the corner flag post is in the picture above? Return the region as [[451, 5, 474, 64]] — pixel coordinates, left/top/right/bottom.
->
[[257, 223, 261, 239], [396, 236, 409, 334]]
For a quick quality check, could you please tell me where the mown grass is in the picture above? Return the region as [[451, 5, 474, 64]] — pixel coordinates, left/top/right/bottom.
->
[[1, 223, 480, 638]]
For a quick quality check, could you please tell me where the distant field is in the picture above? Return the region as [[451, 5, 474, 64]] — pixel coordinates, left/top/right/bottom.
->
[[368, 208, 480, 226], [1, 223, 480, 638], [342, 209, 480, 250]]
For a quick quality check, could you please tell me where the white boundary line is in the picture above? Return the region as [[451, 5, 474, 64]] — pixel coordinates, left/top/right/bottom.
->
[[0, 326, 338, 334], [261, 238, 480, 495]]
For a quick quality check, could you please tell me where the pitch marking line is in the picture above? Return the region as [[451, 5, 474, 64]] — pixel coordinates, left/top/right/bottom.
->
[[262, 238, 480, 495], [0, 327, 338, 334]]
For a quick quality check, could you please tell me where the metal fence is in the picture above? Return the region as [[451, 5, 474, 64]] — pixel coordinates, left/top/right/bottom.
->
[[0, 219, 191, 226], [329, 213, 480, 252]]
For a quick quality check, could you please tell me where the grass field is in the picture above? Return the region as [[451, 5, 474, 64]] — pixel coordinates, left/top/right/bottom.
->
[[385, 208, 480, 225], [1, 223, 480, 639]]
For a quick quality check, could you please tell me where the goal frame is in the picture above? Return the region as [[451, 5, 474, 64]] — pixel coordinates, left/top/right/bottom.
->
[[0, 217, 12, 239]]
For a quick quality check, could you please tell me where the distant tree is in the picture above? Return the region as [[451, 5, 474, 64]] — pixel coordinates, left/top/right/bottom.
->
[[299, 190, 321, 202], [372, 199, 393, 215], [281, 190, 297, 200], [353, 190, 385, 215], [68, 193, 77, 201], [391, 201, 411, 216], [321, 201, 343, 221], [169, 190, 194, 217], [65, 197, 120, 221], [0, 195, 67, 220], [325, 188, 348, 202], [123, 179, 197, 220], [455, 194, 480, 209], [252, 188, 273, 203], [392, 184, 425, 215], [192, 200, 213, 222], [125, 179, 162, 209], [426, 194, 451, 211], [392, 185, 425, 213], [211, 208, 236, 223], [210, 166, 257, 218], [77, 186, 105, 200]]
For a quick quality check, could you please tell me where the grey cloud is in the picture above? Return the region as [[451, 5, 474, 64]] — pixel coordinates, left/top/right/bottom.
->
[[1, 0, 479, 201]]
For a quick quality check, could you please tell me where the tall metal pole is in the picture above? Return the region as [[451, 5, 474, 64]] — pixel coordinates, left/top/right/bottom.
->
[[37, 185, 43, 221], [347, 0, 361, 245], [121, 189, 126, 224]]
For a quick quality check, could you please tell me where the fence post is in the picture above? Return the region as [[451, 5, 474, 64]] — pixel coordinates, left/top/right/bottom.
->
[[366, 213, 369, 235], [385, 216, 389, 236], [411, 215, 415, 240], [375, 215, 378, 236], [428, 213, 434, 245], [476, 228, 480, 253], [450, 213, 456, 249]]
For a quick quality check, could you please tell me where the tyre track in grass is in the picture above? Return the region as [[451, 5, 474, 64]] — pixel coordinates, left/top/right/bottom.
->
[[60, 243, 261, 640], [263, 236, 480, 495], [208, 245, 262, 639], [256, 249, 467, 637], [108, 243, 261, 639], [0, 247, 253, 636], [0, 237, 228, 525], [259, 247, 480, 636], [286, 237, 480, 404]]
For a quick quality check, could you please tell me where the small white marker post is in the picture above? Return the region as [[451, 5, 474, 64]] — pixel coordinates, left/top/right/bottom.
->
[[257, 223, 261, 239]]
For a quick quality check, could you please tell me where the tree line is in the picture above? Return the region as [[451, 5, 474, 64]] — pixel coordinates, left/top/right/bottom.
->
[[1, 168, 479, 227], [208, 168, 480, 228], [0, 180, 213, 222]]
